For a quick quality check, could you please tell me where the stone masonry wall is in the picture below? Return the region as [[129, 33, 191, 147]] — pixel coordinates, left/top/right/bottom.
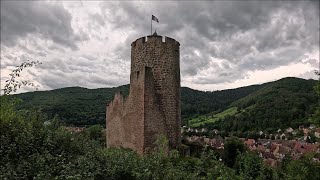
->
[[143, 67, 166, 153], [131, 35, 181, 148], [106, 68, 145, 154], [107, 35, 181, 154]]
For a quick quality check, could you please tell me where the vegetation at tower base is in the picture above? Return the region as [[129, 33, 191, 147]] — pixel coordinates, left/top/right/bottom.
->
[[1, 95, 319, 179]]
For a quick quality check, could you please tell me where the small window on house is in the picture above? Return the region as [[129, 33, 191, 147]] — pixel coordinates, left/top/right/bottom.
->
[[137, 71, 140, 78]]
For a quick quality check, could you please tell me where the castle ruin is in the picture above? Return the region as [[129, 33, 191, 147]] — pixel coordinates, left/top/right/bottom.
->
[[106, 33, 181, 155]]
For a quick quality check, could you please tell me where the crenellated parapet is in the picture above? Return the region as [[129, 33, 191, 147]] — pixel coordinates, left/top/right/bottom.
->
[[131, 35, 180, 47]]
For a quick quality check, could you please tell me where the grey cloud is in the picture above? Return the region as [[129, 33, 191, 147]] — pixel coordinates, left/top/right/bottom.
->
[[302, 59, 319, 68], [38, 52, 47, 57], [298, 70, 319, 80], [1, 1, 81, 50], [81, 54, 97, 61], [48, 44, 66, 53], [4, 54, 14, 60], [36, 68, 127, 90], [89, 13, 105, 27], [1, 1, 319, 91], [32, 54, 129, 90], [40, 58, 72, 73], [239, 48, 305, 71]]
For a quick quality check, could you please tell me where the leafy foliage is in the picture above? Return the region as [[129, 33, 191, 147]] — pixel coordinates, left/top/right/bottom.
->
[[223, 137, 245, 167], [1, 96, 235, 179], [283, 154, 320, 180], [1, 96, 319, 179], [235, 152, 264, 179], [3, 60, 41, 95], [309, 81, 320, 126]]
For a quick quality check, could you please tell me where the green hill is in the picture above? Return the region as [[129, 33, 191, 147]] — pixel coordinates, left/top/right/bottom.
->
[[193, 77, 318, 131], [189, 107, 238, 127], [13, 85, 130, 125], [11, 77, 317, 129], [11, 82, 265, 126]]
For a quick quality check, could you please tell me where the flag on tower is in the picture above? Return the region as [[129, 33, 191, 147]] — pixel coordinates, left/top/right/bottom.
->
[[152, 15, 159, 23]]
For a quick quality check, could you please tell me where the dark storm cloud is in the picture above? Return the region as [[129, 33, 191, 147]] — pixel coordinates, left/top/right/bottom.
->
[[100, 1, 319, 84], [36, 67, 127, 90], [1, 1, 318, 92], [32, 54, 129, 90], [0, 1, 82, 50]]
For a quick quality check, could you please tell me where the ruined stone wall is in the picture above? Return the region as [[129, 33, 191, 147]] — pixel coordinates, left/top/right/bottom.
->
[[131, 35, 181, 148], [106, 68, 145, 154]]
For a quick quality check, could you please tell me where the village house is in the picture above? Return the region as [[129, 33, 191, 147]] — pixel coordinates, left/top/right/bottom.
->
[[303, 128, 309, 135], [280, 133, 287, 140], [309, 124, 316, 130], [286, 127, 294, 133], [212, 129, 219, 134], [244, 139, 256, 150]]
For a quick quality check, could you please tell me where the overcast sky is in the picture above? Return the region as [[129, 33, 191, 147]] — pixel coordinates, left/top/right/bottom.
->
[[1, 1, 319, 94]]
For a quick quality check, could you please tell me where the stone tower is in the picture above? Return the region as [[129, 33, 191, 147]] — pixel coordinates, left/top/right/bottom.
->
[[106, 33, 181, 155]]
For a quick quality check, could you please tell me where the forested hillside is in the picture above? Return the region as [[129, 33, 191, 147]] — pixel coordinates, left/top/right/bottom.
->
[[11, 77, 317, 129], [13, 85, 130, 125], [12, 82, 265, 126], [195, 77, 318, 131], [181, 84, 266, 119]]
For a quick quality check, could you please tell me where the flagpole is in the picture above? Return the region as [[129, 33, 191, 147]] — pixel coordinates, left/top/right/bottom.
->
[[151, 16, 152, 35]]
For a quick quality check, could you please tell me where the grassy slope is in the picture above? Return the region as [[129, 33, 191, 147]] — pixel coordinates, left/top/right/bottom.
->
[[189, 107, 238, 127], [208, 78, 317, 130]]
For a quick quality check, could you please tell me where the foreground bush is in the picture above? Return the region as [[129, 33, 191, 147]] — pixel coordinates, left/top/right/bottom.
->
[[0, 96, 237, 179], [1, 96, 319, 179]]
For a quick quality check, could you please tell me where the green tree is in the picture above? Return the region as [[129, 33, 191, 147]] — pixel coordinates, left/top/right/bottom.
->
[[309, 82, 320, 126], [234, 152, 263, 179], [85, 124, 105, 146], [285, 154, 320, 180], [223, 137, 245, 167]]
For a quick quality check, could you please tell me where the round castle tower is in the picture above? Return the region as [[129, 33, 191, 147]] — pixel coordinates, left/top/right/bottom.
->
[[130, 33, 181, 148]]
